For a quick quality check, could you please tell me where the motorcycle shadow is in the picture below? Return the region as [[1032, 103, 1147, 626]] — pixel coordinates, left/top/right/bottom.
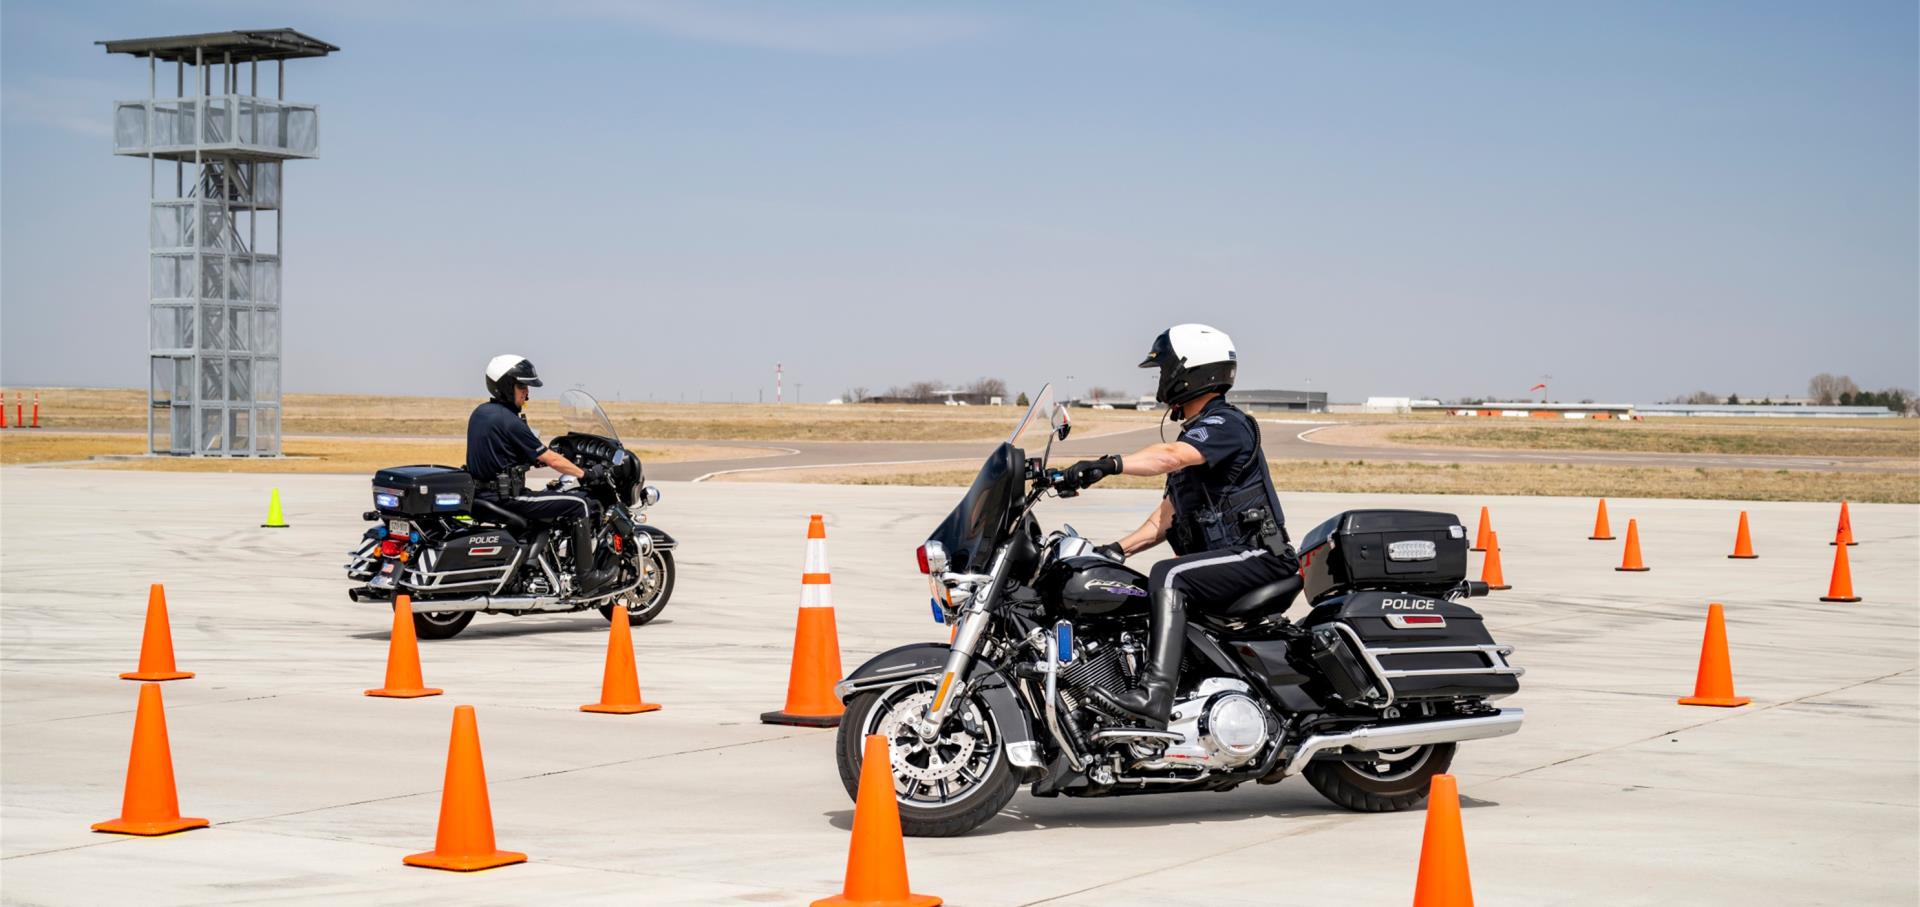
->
[[822, 789, 1500, 836], [348, 617, 674, 641]]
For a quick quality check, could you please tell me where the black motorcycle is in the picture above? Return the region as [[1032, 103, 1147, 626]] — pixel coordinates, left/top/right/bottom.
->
[[345, 389, 676, 639], [833, 384, 1524, 836]]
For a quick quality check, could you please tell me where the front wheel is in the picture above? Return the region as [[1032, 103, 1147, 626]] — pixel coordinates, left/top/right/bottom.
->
[[411, 608, 474, 640], [836, 681, 1019, 838], [1303, 742, 1456, 812], [599, 550, 674, 626]]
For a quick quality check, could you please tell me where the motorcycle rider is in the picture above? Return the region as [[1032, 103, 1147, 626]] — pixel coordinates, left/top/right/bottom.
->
[[1054, 324, 1297, 727], [466, 354, 619, 598]]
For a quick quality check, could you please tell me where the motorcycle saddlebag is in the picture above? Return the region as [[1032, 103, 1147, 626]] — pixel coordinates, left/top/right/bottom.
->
[[372, 465, 475, 517], [1301, 590, 1520, 702], [1299, 509, 1468, 603]]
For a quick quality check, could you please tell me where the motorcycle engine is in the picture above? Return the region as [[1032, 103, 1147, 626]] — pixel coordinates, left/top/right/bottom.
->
[[1149, 678, 1272, 771]]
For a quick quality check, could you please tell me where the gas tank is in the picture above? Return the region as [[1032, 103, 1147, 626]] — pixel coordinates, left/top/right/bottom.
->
[[1037, 556, 1152, 617]]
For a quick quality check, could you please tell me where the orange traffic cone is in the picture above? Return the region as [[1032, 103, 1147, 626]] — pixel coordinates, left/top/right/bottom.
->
[[764, 514, 846, 728], [1470, 507, 1492, 552], [1678, 603, 1751, 707], [1615, 519, 1650, 572], [1479, 531, 1510, 591], [1831, 501, 1857, 547], [1819, 543, 1862, 603], [121, 584, 193, 681], [1411, 773, 1473, 907], [1588, 499, 1615, 540], [814, 735, 941, 907], [581, 602, 661, 714], [1728, 511, 1757, 559], [92, 683, 209, 836], [366, 596, 442, 698], [404, 705, 527, 871]]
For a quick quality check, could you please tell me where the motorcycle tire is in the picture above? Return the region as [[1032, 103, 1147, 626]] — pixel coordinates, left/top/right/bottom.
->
[[837, 688, 1019, 838], [599, 550, 674, 627], [1302, 742, 1456, 812], [411, 609, 475, 640]]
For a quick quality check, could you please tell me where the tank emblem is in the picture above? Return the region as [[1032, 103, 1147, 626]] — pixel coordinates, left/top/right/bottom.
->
[[1084, 579, 1147, 597]]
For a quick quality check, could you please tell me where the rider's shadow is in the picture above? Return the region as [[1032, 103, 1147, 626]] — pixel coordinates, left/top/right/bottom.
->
[[346, 617, 672, 641], [822, 790, 1499, 835]]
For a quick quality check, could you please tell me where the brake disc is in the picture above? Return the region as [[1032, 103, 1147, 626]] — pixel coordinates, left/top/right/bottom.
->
[[875, 690, 981, 783]]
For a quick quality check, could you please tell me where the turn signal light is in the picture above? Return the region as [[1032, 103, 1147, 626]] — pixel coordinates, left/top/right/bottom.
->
[[915, 545, 930, 575]]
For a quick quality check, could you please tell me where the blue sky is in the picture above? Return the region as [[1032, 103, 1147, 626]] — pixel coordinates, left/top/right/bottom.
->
[[3, 1, 1914, 404]]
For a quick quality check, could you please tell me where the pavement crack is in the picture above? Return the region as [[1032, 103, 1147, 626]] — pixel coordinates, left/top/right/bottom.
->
[[1489, 667, 1916, 782]]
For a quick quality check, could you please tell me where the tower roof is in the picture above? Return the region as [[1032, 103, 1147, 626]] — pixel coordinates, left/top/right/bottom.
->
[[98, 29, 339, 63]]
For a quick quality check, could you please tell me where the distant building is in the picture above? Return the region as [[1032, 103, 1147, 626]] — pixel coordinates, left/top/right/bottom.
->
[[1226, 389, 1328, 413], [1637, 404, 1899, 419], [1411, 401, 1639, 420]]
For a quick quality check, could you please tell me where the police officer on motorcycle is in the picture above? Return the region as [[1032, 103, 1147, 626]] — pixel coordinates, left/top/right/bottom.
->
[[466, 354, 619, 598], [1054, 324, 1298, 727]]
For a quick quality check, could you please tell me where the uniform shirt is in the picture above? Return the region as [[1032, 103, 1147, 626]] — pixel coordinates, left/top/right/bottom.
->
[[465, 400, 547, 488], [1165, 397, 1288, 553]]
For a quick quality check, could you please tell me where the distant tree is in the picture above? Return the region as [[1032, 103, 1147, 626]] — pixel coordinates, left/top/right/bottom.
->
[[1084, 386, 1125, 403], [1725, 394, 1741, 405], [1676, 390, 1719, 405], [1808, 373, 1860, 406], [842, 386, 869, 403], [965, 377, 1008, 398], [1015, 391, 1030, 408], [1760, 397, 1774, 405]]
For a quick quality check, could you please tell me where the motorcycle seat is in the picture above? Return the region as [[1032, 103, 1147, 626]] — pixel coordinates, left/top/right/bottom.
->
[[470, 497, 530, 533], [1219, 575, 1303, 620]]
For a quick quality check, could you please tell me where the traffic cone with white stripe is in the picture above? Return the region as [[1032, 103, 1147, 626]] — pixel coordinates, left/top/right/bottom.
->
[[762, 514, 845, 727]]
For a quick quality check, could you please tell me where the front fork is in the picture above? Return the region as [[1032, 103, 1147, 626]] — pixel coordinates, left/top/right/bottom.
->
[[913, 547, 1010, 740]]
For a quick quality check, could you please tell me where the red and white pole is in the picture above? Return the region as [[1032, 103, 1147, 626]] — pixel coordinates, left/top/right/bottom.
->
[[31, 391, 40, 429], [776, 363, 783, 404]]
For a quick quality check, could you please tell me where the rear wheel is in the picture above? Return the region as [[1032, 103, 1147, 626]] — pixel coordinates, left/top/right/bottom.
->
[[837, 681, 1019, 838], [411, 609, 474, 640], [599, 550, 674, 626], [1303, 742, 1455, 812]]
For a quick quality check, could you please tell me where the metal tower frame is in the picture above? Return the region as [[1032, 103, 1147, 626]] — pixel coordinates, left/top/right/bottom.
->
[[100, 30, 337, 456]]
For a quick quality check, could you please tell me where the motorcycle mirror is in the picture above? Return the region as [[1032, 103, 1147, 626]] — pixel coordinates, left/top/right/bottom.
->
[[1052, 403, 1072, 440]]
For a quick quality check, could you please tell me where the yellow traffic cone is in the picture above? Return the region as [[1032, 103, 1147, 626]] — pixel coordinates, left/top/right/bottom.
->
[[261, 488, 289, 528]]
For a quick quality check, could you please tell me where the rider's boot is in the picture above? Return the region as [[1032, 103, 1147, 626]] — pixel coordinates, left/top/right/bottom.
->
[[570, 519, 620, 599], [1092, 588, 1186, 728]]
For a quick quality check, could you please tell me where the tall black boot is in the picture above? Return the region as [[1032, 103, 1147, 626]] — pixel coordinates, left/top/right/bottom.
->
[[1096, 588, 1186, 727], [570, 519, 619, 598]]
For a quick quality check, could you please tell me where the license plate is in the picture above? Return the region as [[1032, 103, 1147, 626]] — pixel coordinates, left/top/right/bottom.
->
[[369, 559, 398, 590], [387, 519, 412, 535]]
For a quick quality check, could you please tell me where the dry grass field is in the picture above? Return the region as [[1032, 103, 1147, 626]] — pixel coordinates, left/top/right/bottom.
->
[[718, 457, 1920, 504], [1344, 419, 1920, 459], [5, 388, 1158, 442], [0, 432, 760, 474]]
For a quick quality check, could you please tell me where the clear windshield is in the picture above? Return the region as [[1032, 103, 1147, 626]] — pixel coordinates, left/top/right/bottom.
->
[[1006, 383, 1064, 468], [559, 389, 619, 441]]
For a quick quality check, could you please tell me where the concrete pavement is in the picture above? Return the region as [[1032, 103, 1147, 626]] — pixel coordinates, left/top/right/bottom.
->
[[1, 468, 1914, 905]]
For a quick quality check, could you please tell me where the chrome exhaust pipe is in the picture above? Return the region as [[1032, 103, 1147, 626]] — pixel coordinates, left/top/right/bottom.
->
[[392, 577, 642, 614], [1279, 708, 1524, 777]]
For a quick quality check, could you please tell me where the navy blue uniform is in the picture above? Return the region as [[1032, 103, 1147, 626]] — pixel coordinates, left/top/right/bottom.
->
[[465, 401, 594, 529], [1153, 398, 1296, 617]]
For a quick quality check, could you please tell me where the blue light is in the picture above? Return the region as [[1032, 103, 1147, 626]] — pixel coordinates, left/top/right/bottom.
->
[[374, 492, 401, 510], [410, 531, 422, 544], [373, 526, 388, 539], [1056, 622, 1074, 663], [929, 597, 943, 623]]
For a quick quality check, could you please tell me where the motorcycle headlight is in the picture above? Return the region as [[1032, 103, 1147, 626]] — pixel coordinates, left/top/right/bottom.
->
[[641, 485, 662, 507]]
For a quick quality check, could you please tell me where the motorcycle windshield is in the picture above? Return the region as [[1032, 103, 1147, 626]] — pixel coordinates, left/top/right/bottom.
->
[[926, 385, 1061, 574], [558, 389, 619, 441]]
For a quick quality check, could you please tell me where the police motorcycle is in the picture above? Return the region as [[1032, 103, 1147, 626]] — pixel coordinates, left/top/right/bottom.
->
[[832, 385, 1524, 837], [345, 389, 676, 639]]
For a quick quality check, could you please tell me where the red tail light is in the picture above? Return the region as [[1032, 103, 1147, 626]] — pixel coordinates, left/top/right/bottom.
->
[[915, 544, 931, 574], [379, 538, 406, 558]]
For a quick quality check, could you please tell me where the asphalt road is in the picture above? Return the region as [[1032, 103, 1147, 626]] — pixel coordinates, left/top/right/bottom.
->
[[641, 421, 1908, 481]]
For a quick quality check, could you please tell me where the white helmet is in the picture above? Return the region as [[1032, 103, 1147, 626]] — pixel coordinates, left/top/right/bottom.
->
[[485, 354, 543, 409], [1139, 323, 1237, 407]]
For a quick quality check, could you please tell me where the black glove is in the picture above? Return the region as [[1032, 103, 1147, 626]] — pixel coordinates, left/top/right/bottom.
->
[[1093, 542, 1126, 563], [1059, 455, 1123, 492], [581, 463, 609, 486]]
